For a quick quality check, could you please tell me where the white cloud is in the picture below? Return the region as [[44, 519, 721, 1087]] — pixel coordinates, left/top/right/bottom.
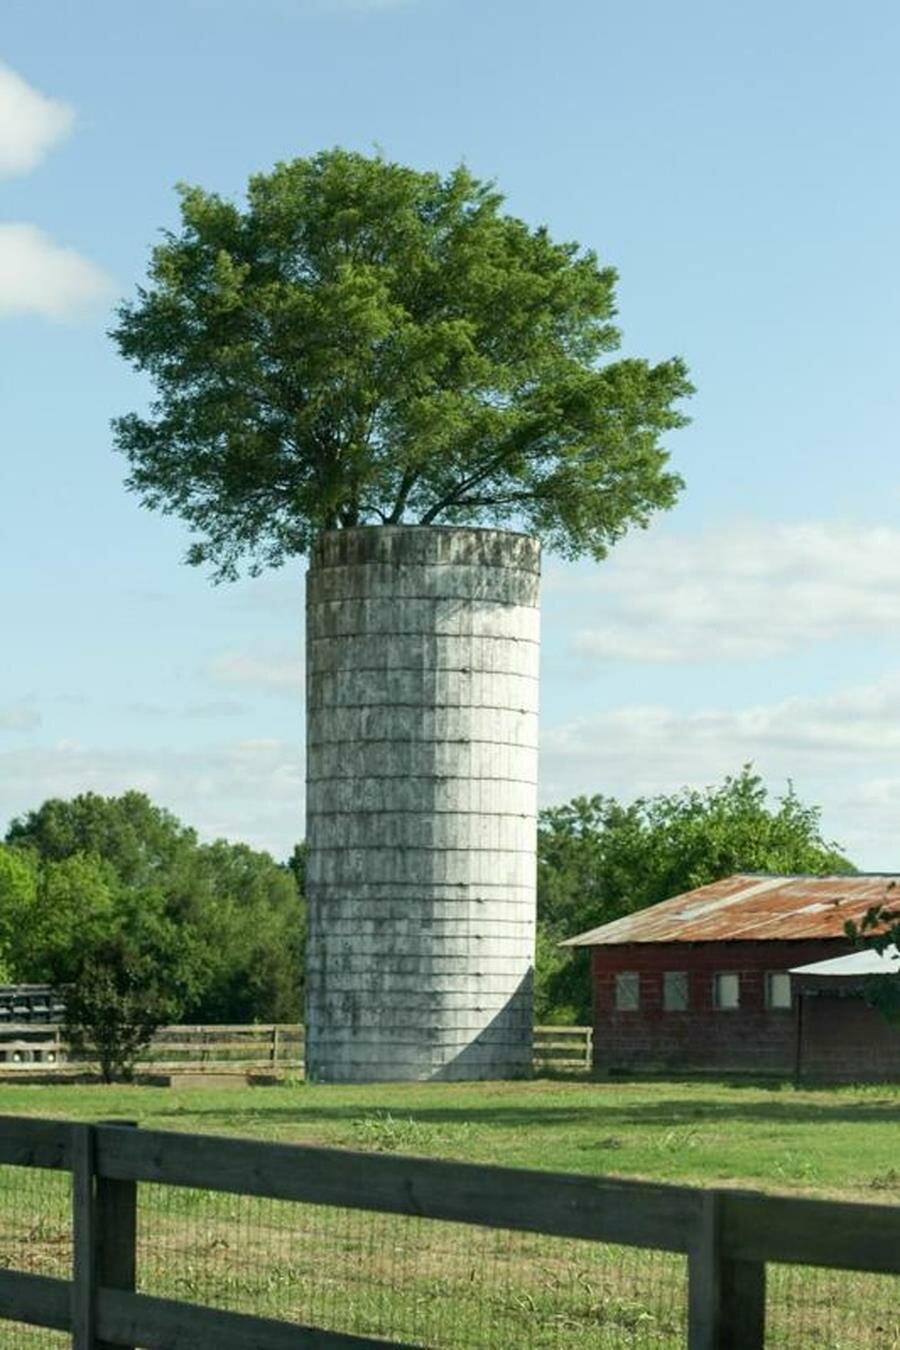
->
[[0, 223, 113, 320], [540, 670, 900, 867], [0, 63, 73, 177], [120, 700, 248, 719], [548, 521, 900, 663], [0, 738, 303, 858], [0, 705, 40, 732], [207, 650, 302, 696], [4, 668, 900, 866]]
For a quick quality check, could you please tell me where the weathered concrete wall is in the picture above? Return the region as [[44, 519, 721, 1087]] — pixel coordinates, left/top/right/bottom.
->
[[305, 526, 540, 1081]]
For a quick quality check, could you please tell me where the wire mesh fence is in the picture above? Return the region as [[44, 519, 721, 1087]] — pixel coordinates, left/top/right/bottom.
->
[[135, 1181, 687, 1346], [0, 1324, 70, 1350], [766, 1262, 900, 1349], [0, 1129, 899, 1348], [0, 1163, 71, 1348]]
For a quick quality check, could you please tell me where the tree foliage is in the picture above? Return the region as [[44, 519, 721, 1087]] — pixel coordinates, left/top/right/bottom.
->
[[4, 792, 305, 1029], [0, 845, 35, 983], [536, 768, 854, 1022], [62, 911, 199, 1083], [111, 149, 691, 580], [844, 891, 900, 1022], [6, 790, 194, 884]]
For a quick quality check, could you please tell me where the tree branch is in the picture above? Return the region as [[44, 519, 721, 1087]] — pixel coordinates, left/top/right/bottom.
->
[[417, 437, 538, 525], [384, 465, 422, 524], [438, 486, 558, 511]]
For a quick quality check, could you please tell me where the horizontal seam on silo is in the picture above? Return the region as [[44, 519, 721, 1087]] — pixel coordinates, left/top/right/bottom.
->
[[307, 881, 535, 889], [306, 808, 534, 817], [307, 703, 538, 714], [309, 845, 536, 854], [309, 562, 541, 577], [306, 634, 539, 645], [306, 739, 539, 750], [307, 602, 540, 612], [306, 774, 538, 784], [308, 669, 540, 680]]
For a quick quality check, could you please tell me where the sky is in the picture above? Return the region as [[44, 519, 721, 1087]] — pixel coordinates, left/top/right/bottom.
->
[[2, 0, 900, 866]]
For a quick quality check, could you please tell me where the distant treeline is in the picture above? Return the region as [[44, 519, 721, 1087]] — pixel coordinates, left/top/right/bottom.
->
[[0, 792, 305, 1025], [0, 768, 851, 1028]]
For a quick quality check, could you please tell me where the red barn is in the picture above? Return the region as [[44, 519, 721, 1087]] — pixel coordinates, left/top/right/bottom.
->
[[562, 873, 900, 1079]]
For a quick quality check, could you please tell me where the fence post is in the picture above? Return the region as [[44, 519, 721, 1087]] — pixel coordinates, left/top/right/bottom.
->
[[688, 1190, 766, 1349], [271, 1025, 280, 1066], [71, 1120, 138, 1350], [71, 1123, 97, 1349], [96, 1120, 137, 1350]]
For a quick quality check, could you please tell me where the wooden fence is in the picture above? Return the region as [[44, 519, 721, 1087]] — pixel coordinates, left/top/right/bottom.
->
[[139, 1023, 305, 1069], [1, 1024, 593, 1076], [0, 1113, 897, 1348], [532, 1023, 592, 1071]]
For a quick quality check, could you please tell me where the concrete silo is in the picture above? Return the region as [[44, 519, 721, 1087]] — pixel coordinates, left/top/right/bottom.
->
[[305, 525, 540, 1081]]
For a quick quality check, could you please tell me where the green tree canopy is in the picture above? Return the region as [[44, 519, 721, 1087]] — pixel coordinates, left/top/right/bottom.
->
[[111, 149, 692, 580], [62, 909, 202, 1083], [0, 845, 37, 982], [6, 790, 196, 888], [4, 792, 305, 1023], [5, 852, 118, 985], [536, 768, 854, 1022]]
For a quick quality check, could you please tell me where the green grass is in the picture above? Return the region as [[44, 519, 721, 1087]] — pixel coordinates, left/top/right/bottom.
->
[[1, 1075, 898, 1200], [0, 1077, 897, 1347]]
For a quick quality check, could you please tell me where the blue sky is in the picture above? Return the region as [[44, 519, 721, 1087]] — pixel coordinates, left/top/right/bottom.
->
[[2, 0, 900, 864]]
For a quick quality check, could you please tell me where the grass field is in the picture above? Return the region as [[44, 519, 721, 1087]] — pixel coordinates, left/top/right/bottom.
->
[[1, 1074, 898, 1199], [0, 1076, 897, 1347]]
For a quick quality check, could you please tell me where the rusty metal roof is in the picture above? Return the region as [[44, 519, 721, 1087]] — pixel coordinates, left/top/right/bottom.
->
[[561, 873, 900, 946]]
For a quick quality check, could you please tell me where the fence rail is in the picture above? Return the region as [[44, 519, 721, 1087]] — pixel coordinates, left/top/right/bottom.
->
[[532, 1024, 593, 1071], [0, 1024, 593, 1076], [0, 1113, 896, 1348]]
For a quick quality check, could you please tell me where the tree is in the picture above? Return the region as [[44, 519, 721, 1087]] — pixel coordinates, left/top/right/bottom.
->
[[537, 768, 854, 1022], [843, 889, 900, 1022], [111, 149, 692, 581], [5, 852, 118, 985], [6, 790, 197, 887], [0, 845, 36, 982], [62, 901, 202, 1083], [5, 792, 305, 1024], [178, 838, 305, 1024]]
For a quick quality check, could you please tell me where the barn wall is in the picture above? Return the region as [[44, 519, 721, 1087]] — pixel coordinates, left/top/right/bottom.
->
[[305, 525, 539, 1082], [796, 983, 900, 1083], [590, 940, 851, 1076]]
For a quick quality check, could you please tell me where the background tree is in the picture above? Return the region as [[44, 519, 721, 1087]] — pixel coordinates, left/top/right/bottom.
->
[[0, 845, 36, 982], [4, 792, 305, 1024], [536, 767, 854, 1022], [111, 149, 692, 580], [61, 899, 202, 1083], [6, 789, 196, 885], [2, 852, 118, 985]]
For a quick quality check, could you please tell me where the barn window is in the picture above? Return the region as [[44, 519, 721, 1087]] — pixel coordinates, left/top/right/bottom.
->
[[614, 971, 640, 1010], [663, 971, 688, 1010], [766, 972, 792, 1009], [713, 972, 740, 1009]]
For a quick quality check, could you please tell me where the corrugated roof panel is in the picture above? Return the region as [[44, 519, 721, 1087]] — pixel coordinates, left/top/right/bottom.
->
[[790, 945, 900, 976], [562, 874, 900, 946]]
